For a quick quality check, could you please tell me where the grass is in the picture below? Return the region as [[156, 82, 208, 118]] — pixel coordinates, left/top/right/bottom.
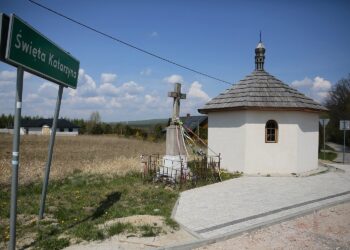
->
[[0, 172, 179, 249], [107, 222, 134, 237], [319, 151, 337, 161], [0, 134, 165, 185], [0, 134, 242, 249], [220, 170, 243, 181], [319, 144, 338, 161]]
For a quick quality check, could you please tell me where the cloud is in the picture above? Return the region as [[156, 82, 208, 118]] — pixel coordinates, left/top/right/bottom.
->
[[163, 74, 183, 84], [188, 81, 210, 102], [312, 76, 331, 91], [119, 81, 144, 94], [145, 94, 157, 104], [0, 70, 16, 80], [291, 77, 313, 88], [0, 70, 32, 86], [1, 67, 201, 121], [101, 73, 117, 83], [290, 76, 332, 103], [150, 31, 158, 37], [108, 98, 122, 108], [38, 82, 58, 98], [178, 81, 211, 116], [77, 69, 97, 97], [140, 68, 152, 76], [98, 83, 120, 96]]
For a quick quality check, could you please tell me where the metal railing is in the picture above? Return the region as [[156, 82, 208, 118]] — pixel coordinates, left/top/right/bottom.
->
[[141, 153, 221, 187]]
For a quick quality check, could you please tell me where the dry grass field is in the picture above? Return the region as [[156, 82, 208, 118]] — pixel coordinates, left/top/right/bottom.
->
[[0, 134, 165, 185]]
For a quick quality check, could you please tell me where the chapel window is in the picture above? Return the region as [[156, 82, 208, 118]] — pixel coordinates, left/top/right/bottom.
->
[[265, 120, 278, 143]]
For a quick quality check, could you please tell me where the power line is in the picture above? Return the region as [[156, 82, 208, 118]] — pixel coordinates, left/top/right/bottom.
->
[[28, 0, 233, 86]]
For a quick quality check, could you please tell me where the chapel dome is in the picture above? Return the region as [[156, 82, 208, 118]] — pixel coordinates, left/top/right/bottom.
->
[[198, 41, 327, 114]]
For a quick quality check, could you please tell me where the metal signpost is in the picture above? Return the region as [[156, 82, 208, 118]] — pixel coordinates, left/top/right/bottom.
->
[[340, 120, 350, 164], [1, 13, 79, 250], [319, 119, 330, 160]]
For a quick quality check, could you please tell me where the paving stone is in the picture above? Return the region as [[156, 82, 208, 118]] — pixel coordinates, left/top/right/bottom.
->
[[173, 163, 350, 239]]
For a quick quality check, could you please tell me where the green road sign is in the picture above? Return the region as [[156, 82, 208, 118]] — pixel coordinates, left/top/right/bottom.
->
[[5, 14, 79, 89]]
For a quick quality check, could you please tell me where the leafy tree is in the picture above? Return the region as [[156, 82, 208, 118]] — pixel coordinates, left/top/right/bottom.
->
[[153, 124, 164, 140], [87, 111, 101, 134]]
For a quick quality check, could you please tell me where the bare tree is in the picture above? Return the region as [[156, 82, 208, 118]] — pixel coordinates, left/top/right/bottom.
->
[[325, 74, 350, 145]]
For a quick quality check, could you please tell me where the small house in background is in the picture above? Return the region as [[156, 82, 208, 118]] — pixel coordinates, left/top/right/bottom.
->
[[167, 114, 208, 138], [199, 40, 327, 175], [20, 119, 79, 136]]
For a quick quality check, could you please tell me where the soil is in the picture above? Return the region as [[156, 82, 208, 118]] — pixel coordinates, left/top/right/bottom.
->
[[65, 215, 196, 250], [196, 202, 350, 250]]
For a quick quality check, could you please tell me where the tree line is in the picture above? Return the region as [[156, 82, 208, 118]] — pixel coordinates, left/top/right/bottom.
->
[[0, 111, 165, 141]]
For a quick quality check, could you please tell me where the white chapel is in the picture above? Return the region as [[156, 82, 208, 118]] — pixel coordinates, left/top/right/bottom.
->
[[198, 40, 327, 175]]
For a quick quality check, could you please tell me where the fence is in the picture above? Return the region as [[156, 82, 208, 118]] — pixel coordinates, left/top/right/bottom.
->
[[141, 153, 221, 187]]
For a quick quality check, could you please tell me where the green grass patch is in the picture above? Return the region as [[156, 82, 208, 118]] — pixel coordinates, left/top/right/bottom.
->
[[165, 217, 179, 230], [140, 224, 162, 237], [220, 170, 243, 181], [107, 222, 134, 236], [0, 172, 179, 249], [319, 151, 337, 161]]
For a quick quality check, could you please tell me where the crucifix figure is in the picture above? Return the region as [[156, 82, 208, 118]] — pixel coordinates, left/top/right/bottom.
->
[[168, 83, 186, 123]]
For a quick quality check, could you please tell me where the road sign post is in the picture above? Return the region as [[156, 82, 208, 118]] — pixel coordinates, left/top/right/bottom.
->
[[340, 120, 350, 164], [2, 13, 80, 250], [319, 119, 330, 160], [39, 85, 64, 219], [8, 67, 23, 250]]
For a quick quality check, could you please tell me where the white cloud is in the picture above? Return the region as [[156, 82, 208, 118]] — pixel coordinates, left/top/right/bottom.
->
[[108, 98, 122, 108], [119, 81, 144, 94], [163, 74, 183, 84], [291, 77, 313, 88], [145, 94, 156, 104], [317, 91, 329, 99], [150, 31, 158, 37], [24, 72, 32, 79], [188, 81, 210, 102], [0, 67, 191, 121], [140, 68, 152, 76], [290, 76, 332, 103], [0, 70, 16, 80], [98, 83, 120, 96], [312, 76, 332, 91], [38, 82, 58, 98], [0, 70, 32, 80], [101, 73, 117, 83], [77, 69, 97, 97]]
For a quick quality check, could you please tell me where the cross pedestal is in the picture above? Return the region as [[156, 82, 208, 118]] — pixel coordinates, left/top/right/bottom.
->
[[161, 83, 188, 178]]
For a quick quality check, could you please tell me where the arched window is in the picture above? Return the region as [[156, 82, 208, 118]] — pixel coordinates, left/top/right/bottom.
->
[[265, 120, 278, 143]]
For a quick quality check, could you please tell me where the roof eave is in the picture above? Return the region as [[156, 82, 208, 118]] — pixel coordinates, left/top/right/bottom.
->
[[198, 106, 328, 114]]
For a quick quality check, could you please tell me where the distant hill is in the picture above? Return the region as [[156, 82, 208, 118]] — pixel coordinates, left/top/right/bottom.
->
[[113, 118, 169, 131]]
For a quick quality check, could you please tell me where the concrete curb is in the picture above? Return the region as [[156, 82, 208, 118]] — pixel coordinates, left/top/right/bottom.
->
[[158, 197, 350, 250], [170, 195, 203, 240]]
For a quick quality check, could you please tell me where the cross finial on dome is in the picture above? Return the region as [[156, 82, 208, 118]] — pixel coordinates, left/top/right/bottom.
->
[[255, 32, 265, 71], [259, 30, 262, 43]]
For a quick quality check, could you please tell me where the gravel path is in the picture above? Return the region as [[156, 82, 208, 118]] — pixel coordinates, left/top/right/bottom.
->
[[196, 202, 350, 250]]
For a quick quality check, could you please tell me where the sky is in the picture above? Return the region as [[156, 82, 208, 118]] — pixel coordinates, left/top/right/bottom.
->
[[0, 0, 349, 122]]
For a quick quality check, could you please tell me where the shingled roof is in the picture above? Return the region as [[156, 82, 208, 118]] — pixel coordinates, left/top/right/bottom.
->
[[198, 41, 327, 114]]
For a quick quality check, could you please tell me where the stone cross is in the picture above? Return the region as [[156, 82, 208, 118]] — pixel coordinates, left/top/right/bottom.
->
[[168, 83, 186, 123]]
